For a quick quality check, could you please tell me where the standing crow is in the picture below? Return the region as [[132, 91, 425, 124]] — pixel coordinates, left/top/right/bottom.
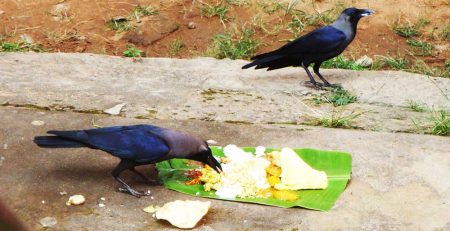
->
[[242, 8, 374, 87], [34, 125, 222, 197]]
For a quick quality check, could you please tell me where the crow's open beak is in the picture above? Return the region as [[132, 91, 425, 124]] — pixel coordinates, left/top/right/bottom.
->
[[206, 154, 223, 173], [360, 9, 375, 17]]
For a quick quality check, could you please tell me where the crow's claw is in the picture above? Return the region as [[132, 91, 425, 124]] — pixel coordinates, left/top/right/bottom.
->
[[118, 187, 151, 198], [323, 83, 341, 89], [304, 81, 325, 89]]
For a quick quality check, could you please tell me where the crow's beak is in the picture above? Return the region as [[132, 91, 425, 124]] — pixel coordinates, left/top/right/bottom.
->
[[206, 154, 223, 173], [360, 9, 375, 17]]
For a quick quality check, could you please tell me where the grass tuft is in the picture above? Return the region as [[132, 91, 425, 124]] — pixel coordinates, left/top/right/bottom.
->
[[226, 0, 249, 6], [107, 18, 134, 32], [123, 44, 142, 57], [314, 86, 358, 106], [168, 38, 184, 56], [429, 110, 450, 136], [322, 56, 367, 71], [201, 3, 229, 25], [208, 27, 258, 60], [310, 109, 363, 129], [1, 41, 45, 52], [377, 56, 409, 70], [406, 39, 433, 56], [393, 21, 421, 38], [287, 14, 306, 37], [405, 100, 427, 112], [130, 5, 158, 20], [441, 23, 450, 41]]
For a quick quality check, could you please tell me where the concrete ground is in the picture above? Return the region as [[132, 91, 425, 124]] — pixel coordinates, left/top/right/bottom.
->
[[0, 53, 449, 230]]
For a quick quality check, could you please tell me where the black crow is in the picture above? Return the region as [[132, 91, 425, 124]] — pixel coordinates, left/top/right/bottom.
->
[[242, 7, 374, 87], [34, 125, 222, 197]]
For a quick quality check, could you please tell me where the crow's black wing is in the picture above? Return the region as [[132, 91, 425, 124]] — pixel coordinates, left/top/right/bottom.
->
[[277, 26, 347, 56], [48, 125, 170, 163]]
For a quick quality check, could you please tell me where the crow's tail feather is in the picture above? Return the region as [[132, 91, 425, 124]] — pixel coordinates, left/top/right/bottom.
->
[[34, 136, 86, 148], [242, 54, 286, 70]]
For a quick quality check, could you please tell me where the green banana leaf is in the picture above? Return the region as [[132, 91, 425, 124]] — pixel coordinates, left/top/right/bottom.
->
[[156, 147, 352, 211]]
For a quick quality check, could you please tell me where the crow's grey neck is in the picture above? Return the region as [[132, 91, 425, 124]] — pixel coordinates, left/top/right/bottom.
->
[[162, 130, 203, 159], [331, 14, 355, 41]]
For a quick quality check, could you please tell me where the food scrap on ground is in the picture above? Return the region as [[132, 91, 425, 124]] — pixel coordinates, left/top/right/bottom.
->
[[66, 195, 85, 206], [154, 200, 211, 229], [143, 205, 160, 214]]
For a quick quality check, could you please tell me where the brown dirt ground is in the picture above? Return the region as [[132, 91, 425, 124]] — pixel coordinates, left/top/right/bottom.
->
[[0, 0, 449, 71]]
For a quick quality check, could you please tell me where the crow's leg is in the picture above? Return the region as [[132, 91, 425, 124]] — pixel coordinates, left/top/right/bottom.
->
[[313, 62, 338, 88], [111, 159, 151, 197], [302, 62, 323, 88], [129, 167, 159, 185]]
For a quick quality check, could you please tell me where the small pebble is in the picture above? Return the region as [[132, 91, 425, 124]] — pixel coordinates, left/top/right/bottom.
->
[[98, 203, 105, 208], [39, 217, 57, 228], [41, 200, 45, 204], [3, 144, 7, 149], [187, 22, 197, 29], [100, 197, 106, 201], [31, 120, 45, 126], [206, 139, 217, 145], [59, 191, 67, 196], [355, 55, 373, 67], [112, 16, 127, 22], [150, 196, 154, 200]]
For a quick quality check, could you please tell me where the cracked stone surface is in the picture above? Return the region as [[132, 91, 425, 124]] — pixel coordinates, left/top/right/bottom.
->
[[0, 107, 449, 230], [0, 53, 449, 134], [0, 53, 449, 230]]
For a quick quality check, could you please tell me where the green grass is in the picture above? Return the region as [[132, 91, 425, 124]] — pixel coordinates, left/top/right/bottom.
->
[[0, 41, 45, 52], [107, 18, 134, 32], [226, 0, 249, 6], [123, 45, 142, 57], [377, 56, 409, 70], [410, 59, 447, 77], [446, 60, 450, 72], [405, 100, 427, 112], [393, 21, 421, 38], [168, 38, 184, 56], [284, 0, 303, 16], [1, 42, 22, 52], [305, 2, 346, 26], [406, 39, 433, 56], [310, 109, 363, 129], [322, 56, 367, 71], [429, 110, 450, 136], [441, 23, 450, 41], [287, 14, 306, 37], [130, 5, 158, 20], [314, 86, 358, 106], [208, 27, 259, 60], [201, 3, 229, 25]]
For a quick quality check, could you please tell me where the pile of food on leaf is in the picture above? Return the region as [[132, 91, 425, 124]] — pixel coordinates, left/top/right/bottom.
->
[[185, 145, 328, 201]]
